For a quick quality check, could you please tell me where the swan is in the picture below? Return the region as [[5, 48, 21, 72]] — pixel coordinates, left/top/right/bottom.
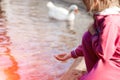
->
[[46, 1, 78, 30], [46, 1, 78, 22]]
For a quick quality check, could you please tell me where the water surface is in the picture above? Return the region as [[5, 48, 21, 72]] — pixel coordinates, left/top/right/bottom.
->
[[1, 0, 92, 80]]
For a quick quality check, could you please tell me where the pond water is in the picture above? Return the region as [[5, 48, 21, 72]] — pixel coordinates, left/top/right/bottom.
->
[[0, 0, 92, 80]]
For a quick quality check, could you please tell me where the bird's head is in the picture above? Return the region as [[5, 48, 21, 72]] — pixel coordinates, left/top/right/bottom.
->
[[69, 5, 79, 14]]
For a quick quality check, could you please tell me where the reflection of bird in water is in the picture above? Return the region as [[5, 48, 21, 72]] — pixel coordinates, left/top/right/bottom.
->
[[46, 1, 78, 30]]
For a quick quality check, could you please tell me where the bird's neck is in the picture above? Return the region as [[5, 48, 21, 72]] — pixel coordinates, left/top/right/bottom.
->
[[68, 10, 74, 14]]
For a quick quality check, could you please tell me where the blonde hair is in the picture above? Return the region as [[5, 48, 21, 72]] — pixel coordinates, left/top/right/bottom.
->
[[82, 0, 120, 12]]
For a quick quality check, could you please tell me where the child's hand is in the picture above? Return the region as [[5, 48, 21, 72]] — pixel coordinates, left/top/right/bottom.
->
[[54, 53, 72, 61]]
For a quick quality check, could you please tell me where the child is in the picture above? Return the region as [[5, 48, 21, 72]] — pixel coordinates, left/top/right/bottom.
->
[[54, 0, 120, 80]]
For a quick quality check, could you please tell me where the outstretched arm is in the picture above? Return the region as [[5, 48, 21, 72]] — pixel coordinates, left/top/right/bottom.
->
[[71, 45, 84, 58]]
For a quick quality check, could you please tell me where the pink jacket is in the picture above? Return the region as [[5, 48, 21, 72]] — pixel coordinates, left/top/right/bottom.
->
[[71, 8, 120, 80]]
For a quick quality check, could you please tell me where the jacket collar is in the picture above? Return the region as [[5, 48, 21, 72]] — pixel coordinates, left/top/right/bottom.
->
[[97, 6, 120, 15]]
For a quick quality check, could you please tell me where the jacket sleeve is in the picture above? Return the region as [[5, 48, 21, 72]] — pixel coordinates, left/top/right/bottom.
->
[[71, 45, 84, 58], [92, 20, 118, 60]]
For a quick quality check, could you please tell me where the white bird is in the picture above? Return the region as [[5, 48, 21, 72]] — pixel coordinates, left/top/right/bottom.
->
[[46, 1, 78, 22], [46, 1, 78, 30]]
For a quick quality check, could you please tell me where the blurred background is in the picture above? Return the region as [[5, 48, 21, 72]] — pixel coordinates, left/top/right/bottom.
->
[[0, 0, 93, 80]]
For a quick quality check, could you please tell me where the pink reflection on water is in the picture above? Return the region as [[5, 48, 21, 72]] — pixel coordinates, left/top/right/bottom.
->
[[4, 49, 20, 80], [0, 17, 20, 80]]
